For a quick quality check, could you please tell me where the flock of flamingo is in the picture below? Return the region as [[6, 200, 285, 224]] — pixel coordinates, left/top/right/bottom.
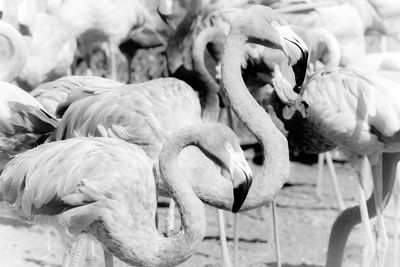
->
[[0, 0, 399, 266]]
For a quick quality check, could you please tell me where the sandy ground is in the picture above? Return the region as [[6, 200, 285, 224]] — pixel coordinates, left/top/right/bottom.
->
[[0, 158, 399, 267]]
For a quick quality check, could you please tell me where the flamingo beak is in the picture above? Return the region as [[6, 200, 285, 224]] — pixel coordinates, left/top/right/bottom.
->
[[157, 0, 173, 26], [272, 23, 309, 92], [229, 150, 253, 213]]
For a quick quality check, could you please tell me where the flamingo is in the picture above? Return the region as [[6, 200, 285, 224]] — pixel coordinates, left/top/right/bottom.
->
[[263, 25, 345, 209], [195, 18, 345, 264], [46, 76, 236, 265], [0, 123, 252, 267], [2, 0, 77, 91], [0, 20, 58, 170], [270, 28, 400, 266], [163, 2, 251, 264], [47, 6, 295, 266]]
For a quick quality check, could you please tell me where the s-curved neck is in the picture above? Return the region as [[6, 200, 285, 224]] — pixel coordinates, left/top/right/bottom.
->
[[309, 28, 340, 68], [155, 125, 208, 266], [0, 21, 27, 82], [220, 25, 289, 210], [192, 27, 225, 122], [104, 126, 207, 267]]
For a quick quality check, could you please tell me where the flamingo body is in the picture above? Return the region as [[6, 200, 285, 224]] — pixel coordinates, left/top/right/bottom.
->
[[51, 78, 201, 160], [31, 76, 123, 116], [0, 81, 57, 159], [301, 68, 400, 155], [0, 122, 252, 266], [0, 137, 159, 260]]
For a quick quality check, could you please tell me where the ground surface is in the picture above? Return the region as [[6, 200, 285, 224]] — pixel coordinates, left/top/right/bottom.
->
[[0, 159, 399, 267]]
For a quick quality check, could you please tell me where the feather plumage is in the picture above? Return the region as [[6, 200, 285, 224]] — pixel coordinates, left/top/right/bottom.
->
[[301, 68, 400, 154], [51, 78, 202, 160], [0, 137, 154, 222], [31, 76, 123, 116], [0, 82, 58, 162]]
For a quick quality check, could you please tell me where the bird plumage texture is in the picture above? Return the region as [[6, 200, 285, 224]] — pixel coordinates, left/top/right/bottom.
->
[[50, 78, 201, 160], [30, 75, 123, 116], [0, 82, 58, 168], [0, 137, 165, 265], [300, 68, 400, 155]]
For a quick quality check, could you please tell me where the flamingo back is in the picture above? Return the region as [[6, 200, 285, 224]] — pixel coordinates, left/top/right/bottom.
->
[[302, 68, 400, 154], [31, 76, 123, 116], [0, 137, 156, 225], [50, 78, 201, 160]]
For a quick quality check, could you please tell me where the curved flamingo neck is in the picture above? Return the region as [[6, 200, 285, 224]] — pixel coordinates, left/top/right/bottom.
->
[[0, 21, 27, 82], [221, 28, 289, 209], [100, 126, 207, 266], [309, 28, 340, 68], [156, 125, 208, 265], [166, 0, 202, 74], [326, 152, 400, 267], [192, 27, 225, 122]]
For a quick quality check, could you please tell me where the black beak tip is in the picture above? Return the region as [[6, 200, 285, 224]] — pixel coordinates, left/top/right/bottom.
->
[[231, 176, 253, 213]]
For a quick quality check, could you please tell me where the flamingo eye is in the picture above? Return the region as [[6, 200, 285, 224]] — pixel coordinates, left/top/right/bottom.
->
[[271, 21, 280, 28]]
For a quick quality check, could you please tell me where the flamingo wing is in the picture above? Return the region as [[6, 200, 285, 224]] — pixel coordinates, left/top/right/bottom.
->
[[0, 82, 58, 156], [302, 68, 400, 154], [0, 137, 155, 221], [51, 78, 201, 159]]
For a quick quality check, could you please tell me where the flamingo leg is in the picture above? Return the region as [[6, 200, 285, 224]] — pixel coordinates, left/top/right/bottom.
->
[[316, 153, 325, 200], [85, 238, 96, 266], [126, 55, 133, 83], [325, 152, 345, 211], [108, 42, 117, 81], [84, 54, 94, 76], [371, 155, 388, 267], [233, 214, 239, 267], [104, 251, 114, 267], [61, 250, 70, 267], [355, 156, 376, 267], [394, 172, 400, 267], [217, 209, 232, 267], [271, 198, 282, 267], [64, 234, 88, 267], [381, 35, 387, 52], [43, 227, 53, 257], [165, 199, 175, 237]]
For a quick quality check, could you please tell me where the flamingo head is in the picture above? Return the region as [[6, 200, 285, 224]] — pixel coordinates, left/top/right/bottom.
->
[[230, 6, 309, 93], [196, 124, 253, 213]]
